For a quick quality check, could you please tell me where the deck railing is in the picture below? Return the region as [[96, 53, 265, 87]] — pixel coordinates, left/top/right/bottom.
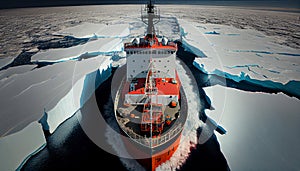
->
[[119, 120, 182, 148], [114, 73, 185, 148]]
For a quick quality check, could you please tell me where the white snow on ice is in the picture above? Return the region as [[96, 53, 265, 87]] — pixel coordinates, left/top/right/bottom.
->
[[178, 19, 300, 85], [0, 121, 46, 171], [0, 56, 112, 136], [0, 56, 112, 170], [0, 57, 14, 69], [54, 23, 130, 39], [205, 85, 300, 171], [47, 56, 112, 133], [31, 38, 123, 63], [0, 65, 37, 81]]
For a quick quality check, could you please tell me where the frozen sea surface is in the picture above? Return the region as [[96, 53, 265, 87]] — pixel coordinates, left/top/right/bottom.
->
[[205, 85, 300, 171], [54, 23, 130, 39], [31, 38, 123, 62], [0, 57, 14, 69], [0, 5, 299, 171], [0, 56, 112, 136], [179, 19, 300, 85]]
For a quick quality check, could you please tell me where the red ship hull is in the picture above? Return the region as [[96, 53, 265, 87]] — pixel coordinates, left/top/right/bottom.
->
[[121, 132, 182, 171], [114, 77, 188, 170]]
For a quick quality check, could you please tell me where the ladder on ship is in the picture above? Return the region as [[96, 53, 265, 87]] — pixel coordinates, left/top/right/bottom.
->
[[141, 61, 164, 136]]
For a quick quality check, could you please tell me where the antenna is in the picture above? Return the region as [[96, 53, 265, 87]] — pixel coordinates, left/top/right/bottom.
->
[[141, 0, 160, 37]]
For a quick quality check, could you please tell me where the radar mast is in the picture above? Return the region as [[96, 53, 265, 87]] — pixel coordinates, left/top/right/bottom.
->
[[141, 0, 160, 37]]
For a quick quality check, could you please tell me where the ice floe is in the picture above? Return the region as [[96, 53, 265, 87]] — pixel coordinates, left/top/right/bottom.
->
[[0, 57, 14, 69], [205, 85, 300, 171], [0, 65, 37, 81], [0, 122, 46, 171], [54, 23, 130, 39], [0, 56, 112, 136], [31, 38, 123, 63], [178, 19, 300, 85], [47, 56, 112, 133]]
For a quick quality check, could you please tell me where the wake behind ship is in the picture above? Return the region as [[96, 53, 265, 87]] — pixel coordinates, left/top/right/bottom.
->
[[114, 1, 188, 170]]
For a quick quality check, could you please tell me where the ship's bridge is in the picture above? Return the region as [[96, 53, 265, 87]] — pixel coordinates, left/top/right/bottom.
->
[[124, 36, 177, 50], [125, 36, 178, 81]]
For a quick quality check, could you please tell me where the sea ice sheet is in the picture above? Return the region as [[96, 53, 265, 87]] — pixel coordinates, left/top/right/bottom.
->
[[0, 56, 112, 136], [0, 65, 37, 81], [0, 57, 14, 69], [178, 19, 300, 84], [47, 56, 112, 133], [31, 38, 123, 63], [205, 85, 300, 171], [54, 23, 130, 38], [0, 121, 46, 171]]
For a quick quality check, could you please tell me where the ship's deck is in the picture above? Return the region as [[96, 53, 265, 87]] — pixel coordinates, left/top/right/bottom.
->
[[117, 102, 180, 137], [128, 77, 180, 96], [115, 84, 188, 148]]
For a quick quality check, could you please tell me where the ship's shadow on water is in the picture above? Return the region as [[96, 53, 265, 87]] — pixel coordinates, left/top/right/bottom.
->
[[21, 42, 230, 171]]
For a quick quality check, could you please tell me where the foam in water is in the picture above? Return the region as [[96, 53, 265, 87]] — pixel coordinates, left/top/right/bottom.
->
[[155, 60, 203, 171], [103, 59, 204, 170], [103, 96, 146, 171]]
